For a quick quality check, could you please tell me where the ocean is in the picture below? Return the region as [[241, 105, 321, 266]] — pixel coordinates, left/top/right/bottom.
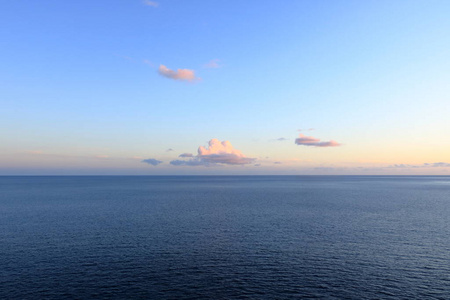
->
[[1, 176, 449, 299]]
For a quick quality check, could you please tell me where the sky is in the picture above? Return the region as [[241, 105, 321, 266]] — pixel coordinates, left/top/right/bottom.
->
[[1, 0, 449, 175]]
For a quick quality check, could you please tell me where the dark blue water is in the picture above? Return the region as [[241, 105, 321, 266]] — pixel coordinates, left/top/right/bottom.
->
[[1, 176, 449, 299]]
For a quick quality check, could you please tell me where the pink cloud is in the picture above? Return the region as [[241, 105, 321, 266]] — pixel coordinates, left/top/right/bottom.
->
[[295, 134, 341, 147], [158, 65, 199, 81], [170, 139, 255, 166]]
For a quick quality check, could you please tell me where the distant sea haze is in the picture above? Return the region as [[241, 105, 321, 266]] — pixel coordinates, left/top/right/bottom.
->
[[1, 176, 449, 299]]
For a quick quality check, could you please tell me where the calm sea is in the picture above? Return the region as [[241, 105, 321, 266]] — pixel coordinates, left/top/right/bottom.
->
[[1, 176, 449, 299]]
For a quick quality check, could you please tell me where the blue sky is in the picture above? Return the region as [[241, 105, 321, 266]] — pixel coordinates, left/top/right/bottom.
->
[[1, 0, 450, 175]]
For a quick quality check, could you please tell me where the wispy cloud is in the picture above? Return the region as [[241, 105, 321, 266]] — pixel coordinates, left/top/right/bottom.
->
[[276, 137, 288, 141], [425, 162, 450, 167], [390, 162, 450, 168], [115, 54, 134, 62], [142, 158, 163, 166], [179, 153, 193, 158], [274, 161, 282, 164], [204, 59, 221, 69], [143, 59, 154, 67], [295, 134, 340, 147], [170, 159, 207, 166], [143, 0, 158, 7], [166, 148, 174, 152], [158, 65, 199, 82], [170, 139, 255, 166]]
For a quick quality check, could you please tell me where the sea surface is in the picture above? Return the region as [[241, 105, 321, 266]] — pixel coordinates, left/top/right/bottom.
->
[[1, 176, 450, 299]]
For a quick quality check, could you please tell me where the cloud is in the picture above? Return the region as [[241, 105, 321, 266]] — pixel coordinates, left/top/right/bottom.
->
[[198, 139, 255, 165], [295, 134, 341, 147], [204, 59, 221, 69], [171, 139, 255, 167], [143, 59, 154, 67], [274, 161, 282, 164], [158, 65, 199, 81], [166, 148, 174, 152], [254, 164, 261, 167], [390, 164, 416, 168], [170, 159, 207, 166], [143, 0, 158, 7], [179, 153, 193, 158], [276, 137, 288, 141], [425, 162, 450, 167], [142, 158, 163, 166], [390, 162, 450, 168]]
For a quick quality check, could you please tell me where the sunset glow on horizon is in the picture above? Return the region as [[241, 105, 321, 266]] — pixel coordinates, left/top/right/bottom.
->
[[1, 0, 449, 175]]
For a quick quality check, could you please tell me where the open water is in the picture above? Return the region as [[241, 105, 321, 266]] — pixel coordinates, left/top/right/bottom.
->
[[1, 176, 450, 299]]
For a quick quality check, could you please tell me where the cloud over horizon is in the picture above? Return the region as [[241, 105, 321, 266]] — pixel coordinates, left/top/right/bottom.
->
[[295, 134, 341, 147], [198, 139, 255, 164], [391, 162, 450, 168], [170, 159, 205, 166], [170, 139, 255, 166], [142, 158, 163, 166], [158, 65, 199, 81]]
